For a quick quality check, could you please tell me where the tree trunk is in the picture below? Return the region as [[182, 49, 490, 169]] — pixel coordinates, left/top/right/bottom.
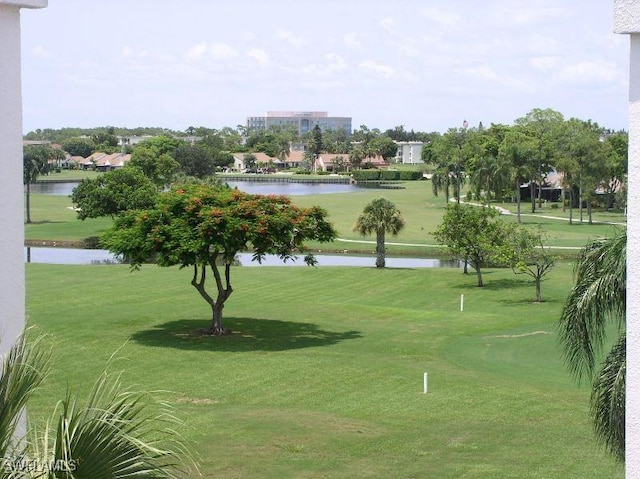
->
[[376, 230, 385, 268], [535, 277, 542, 302], [516, 179, 522, 223], [211, 301, 224, 333], [579, 184, 583, 223], [191, 262, 233, 335], [568, 188, 573, 225], [530, 182, 536, 213], [25, 182, 32, 224], [475, 266, 484, 287], [588, 200, 593, 225]]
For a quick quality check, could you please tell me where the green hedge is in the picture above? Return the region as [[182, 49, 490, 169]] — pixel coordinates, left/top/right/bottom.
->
[[351, 170, 381, 181], [398, 170, 423, 180], [351, 170, 422, 181]]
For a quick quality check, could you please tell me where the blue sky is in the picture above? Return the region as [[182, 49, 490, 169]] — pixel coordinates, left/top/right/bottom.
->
[[20, 0, 630, 134]]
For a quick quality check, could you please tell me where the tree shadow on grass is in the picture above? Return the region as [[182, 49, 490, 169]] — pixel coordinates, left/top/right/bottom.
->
[[27, 220, 66, 225], [130, 317, 362, 352], [457, 272, 529, 291]]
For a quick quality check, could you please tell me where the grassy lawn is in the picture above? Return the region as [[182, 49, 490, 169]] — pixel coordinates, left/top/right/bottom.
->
[[38, 169, 102, 181], [25, 180, 626, 255], [26, 262, 623, 478]]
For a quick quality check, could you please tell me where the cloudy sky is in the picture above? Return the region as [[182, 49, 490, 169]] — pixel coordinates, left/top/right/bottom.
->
[[20, 0, 630, 134]]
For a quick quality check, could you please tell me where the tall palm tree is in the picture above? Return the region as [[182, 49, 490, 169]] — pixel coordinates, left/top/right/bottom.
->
[[557, 231, 626, 461], [353, 198, 405, 268], [0, 334, 196, 477], [498, 130, 535, 223]]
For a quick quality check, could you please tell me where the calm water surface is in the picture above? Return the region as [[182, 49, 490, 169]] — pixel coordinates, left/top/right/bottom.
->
[[25, 247, 461, 269], [30, 180, 359, 196]]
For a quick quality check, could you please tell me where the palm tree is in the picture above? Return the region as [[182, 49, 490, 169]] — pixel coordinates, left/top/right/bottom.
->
[[0, 334, 196, 477], [498, 130, 535, 223], [557, 231, 626, 461], [353, 198, 405, 268]]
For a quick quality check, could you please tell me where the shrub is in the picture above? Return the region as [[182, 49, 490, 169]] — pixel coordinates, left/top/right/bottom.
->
[[380, 170, 400, 181], [352, 170, 381, 181], [398, 170, 423, 181]]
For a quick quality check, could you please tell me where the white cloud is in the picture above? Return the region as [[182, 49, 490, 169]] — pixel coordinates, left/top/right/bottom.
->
[[455, 63, 534, 93], [187, 42, 238, 61], [359, 60, 394, 78], [276, 29, 305, 47], [524, 33, 560, 55], [247, 48, 270, 67], [325, 52, 347, 72], [420, 8, 461, 26], [458, 64, 500, 82], [187, 43, 207, 60], [556, 61, 624, 85], [31, 45, 50, 58], [209, 43, 239, 60], [380, 17, 397, 34], [529, 56, 559, 71], [121, 46, 149, 58], [492, 5, 568, 26], [343, 32, 362, 49], [399, 42, 421, 58]]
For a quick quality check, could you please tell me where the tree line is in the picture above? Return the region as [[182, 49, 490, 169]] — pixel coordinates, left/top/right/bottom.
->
[[426, 108, 628, 223]]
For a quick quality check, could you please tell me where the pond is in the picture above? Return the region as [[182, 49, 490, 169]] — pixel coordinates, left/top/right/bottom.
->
[[24, 247, 461, 269], [29, 180, 360, 196]]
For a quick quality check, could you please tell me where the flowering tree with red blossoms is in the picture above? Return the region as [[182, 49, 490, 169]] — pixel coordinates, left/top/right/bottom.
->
[[102, 184, 337, 335]]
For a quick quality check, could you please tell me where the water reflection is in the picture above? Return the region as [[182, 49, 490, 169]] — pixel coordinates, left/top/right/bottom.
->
[[25, 247, 122, 265], [29, 180, 359, 197], [25, 247, 461, 269]]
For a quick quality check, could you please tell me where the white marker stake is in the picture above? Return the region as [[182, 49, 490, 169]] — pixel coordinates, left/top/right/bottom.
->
[[460, 294, 464, 312], [423, 372, 428, 394]]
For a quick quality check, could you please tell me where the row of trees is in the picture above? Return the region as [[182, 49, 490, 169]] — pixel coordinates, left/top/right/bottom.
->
[[26, 108, 630, 209], [427, 109, 628, 223]]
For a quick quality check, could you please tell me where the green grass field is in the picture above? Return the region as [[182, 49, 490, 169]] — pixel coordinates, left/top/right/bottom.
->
[[26, 262, 623, 478], [25, 179, 626, 256]]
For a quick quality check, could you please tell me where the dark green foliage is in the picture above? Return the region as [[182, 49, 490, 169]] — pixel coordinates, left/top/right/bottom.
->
[[71, 167, 158, 219], [398, 170, 423, 180], [558, 231, 626, 461], [102, 184, 337, 333], [174, 145, 216, 178], [353, 197, 405, 268], [61, 137, 94, 157], [433, 203, 509, 287], [24, 144, 60, 223], [351, 170, 381, 181]]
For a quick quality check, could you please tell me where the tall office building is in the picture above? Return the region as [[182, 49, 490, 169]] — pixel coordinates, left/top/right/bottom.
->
[[247, 111, 352, 136]]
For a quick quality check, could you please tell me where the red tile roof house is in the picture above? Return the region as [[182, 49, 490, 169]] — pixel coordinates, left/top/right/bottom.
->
[[232, 152, 388, 173], [316, 153, 387, 172], [232, 151, 307, 172], [77, 152, 132, 171]]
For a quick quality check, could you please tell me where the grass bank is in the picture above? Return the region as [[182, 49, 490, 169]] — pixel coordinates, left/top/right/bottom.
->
[[25, 179, 626, 256], [26, 262, 622, 478]]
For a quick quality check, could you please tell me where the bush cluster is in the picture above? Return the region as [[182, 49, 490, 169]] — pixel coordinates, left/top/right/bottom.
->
[[351, 170, 422, 181]]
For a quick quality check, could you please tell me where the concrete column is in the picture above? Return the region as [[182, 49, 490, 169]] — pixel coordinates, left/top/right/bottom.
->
[[614, 1, 640, 476], [0, 0, 47, 359]]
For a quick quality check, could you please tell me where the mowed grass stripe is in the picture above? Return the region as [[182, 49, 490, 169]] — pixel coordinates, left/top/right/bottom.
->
[[26, 263, 623, 478]]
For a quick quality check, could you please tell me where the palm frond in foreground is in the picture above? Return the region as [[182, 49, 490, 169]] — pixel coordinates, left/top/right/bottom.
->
[[558, 231, 626, 461]]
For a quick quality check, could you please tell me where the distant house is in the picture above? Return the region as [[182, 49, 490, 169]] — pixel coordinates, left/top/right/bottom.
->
[[232, 151, 306, 171], [232, 151, 388, 173], [315, 153, 387, 172], [78, 152, 131, 171]]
